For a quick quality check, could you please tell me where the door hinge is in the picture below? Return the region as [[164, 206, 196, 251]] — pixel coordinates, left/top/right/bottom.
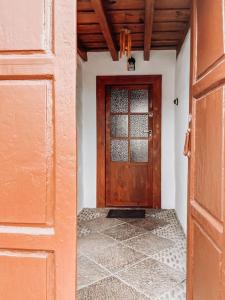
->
[[188, 113, 192, 123]]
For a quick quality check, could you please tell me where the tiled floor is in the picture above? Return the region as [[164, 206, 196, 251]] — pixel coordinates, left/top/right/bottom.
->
[[77, 209, 186, 300]]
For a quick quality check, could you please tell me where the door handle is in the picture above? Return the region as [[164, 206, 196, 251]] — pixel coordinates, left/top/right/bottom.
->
[[143, 129, 152, 136], [183, 128, 191, 157]]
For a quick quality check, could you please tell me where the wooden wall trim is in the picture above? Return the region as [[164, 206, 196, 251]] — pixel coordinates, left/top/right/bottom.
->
[[144, 0, 155, 60], [187, 2, 194, 298], [96, 77, 106, 207], [96, 75, 162, 208]]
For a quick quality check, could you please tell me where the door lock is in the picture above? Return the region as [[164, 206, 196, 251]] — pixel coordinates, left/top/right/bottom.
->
[[143, 129, 153, 136]]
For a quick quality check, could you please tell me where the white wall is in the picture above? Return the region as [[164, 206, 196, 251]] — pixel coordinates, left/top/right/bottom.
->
[[175, 31, 190, 233], [76, 57, 84, 213], [81, 50, 176, 209]]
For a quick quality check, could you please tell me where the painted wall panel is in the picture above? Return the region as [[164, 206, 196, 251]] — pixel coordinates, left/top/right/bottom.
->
[[174, 31, 190, 233]]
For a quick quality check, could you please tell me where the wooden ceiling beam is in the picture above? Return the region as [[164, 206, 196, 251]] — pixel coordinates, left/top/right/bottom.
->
[[77, 9, 190, 24], [87, 45, 177, 52], [144, 0, 155, 60], [78, 0, 191, 12], [79, 32, 183, 44], [83, 40, 178, 49], [176, 21, 190, 56], [90, 0, 118, 61], [77, 39, 87, 61], [77, 23, 187, 35]]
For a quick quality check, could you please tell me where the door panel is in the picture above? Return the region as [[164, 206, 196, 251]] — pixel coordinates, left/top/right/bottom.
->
[[0, 0, 76, 299], [196, 0, 224, 77], [188, 0, 225, 298], [107, 164, 152, 206], [192, 222, 222, 300], [0, 250, 54, 299], [0, 0, 52, 52], [194, 88, 224, 221], [0, 80, 54, 224]]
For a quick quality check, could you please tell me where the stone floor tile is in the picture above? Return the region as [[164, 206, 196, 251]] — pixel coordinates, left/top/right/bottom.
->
[[87, 243, 146, 273], [78, 208, 109, 222], [151, 210, 180, 226], [123, 232, 174, 256], [77, 276, 150, 300], [117, 258, 185, 299], [155, 281, 186, 300], [151, 224, 185, 242], [127, 216, 168, 231], [150, 242, 186, 273], [84, 217, 124, 232], [150, 209, 176, 218], [77, 223, 91, 238], [102, 222, 147, 241], [77, 255, 110, 289], [78, 232, 118, 256], [145, 208, 161, 216], [145, 209, 168, 217]]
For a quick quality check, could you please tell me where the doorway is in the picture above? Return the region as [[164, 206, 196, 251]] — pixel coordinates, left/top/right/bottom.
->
[[97, 75, 161, 208]]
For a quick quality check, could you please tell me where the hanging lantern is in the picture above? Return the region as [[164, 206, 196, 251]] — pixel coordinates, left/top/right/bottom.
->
[[120, 28, 132, 58], [127, 56, 136, 71]]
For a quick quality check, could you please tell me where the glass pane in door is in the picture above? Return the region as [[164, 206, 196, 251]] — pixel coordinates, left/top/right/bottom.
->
[[130, 89, 148, 113], [111, 115, 128, 137], [130, 115, 148, 138], [111, 140, 128, 162], [111, 88, 128, 113], [130, 140, 148, 162]]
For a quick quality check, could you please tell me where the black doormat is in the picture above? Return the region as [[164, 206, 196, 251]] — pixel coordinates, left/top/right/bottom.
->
[[107, 209, 145, 219]]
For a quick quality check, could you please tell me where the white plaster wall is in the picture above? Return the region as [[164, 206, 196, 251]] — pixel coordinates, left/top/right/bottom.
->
[[76, 57, 84, 213], [174, 31, 191, 233], [81, 50, 176, 209]]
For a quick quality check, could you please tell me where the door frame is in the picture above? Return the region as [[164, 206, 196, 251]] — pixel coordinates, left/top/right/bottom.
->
[[96, 75, 162, 208]]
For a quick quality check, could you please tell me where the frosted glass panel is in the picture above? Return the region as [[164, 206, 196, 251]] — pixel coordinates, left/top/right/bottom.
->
[[111, 140, 128, 162], [130, 115, 148, 137], [111, 115, 128, 137], [111, 88, 128, 113], [130, 140, 148, 162], [130, 89, 148, 113]]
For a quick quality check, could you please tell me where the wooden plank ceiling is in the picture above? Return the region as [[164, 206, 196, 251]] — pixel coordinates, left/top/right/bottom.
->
[[77, 0, 191, 61]]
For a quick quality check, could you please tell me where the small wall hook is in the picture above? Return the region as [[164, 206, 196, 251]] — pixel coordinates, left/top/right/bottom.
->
[[174, 98, 178, 105]]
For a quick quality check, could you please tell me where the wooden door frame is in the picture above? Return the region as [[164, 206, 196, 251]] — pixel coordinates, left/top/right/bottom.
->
[[97, 75, 162, 208], [187, 3, 194, 298]]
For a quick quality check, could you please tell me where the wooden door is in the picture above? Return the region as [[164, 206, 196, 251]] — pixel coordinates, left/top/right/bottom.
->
[[106, 85, 153, 207], [97, 76, 161, 208], [0, 1, 76, 299], [187, 0, 225, 298]]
